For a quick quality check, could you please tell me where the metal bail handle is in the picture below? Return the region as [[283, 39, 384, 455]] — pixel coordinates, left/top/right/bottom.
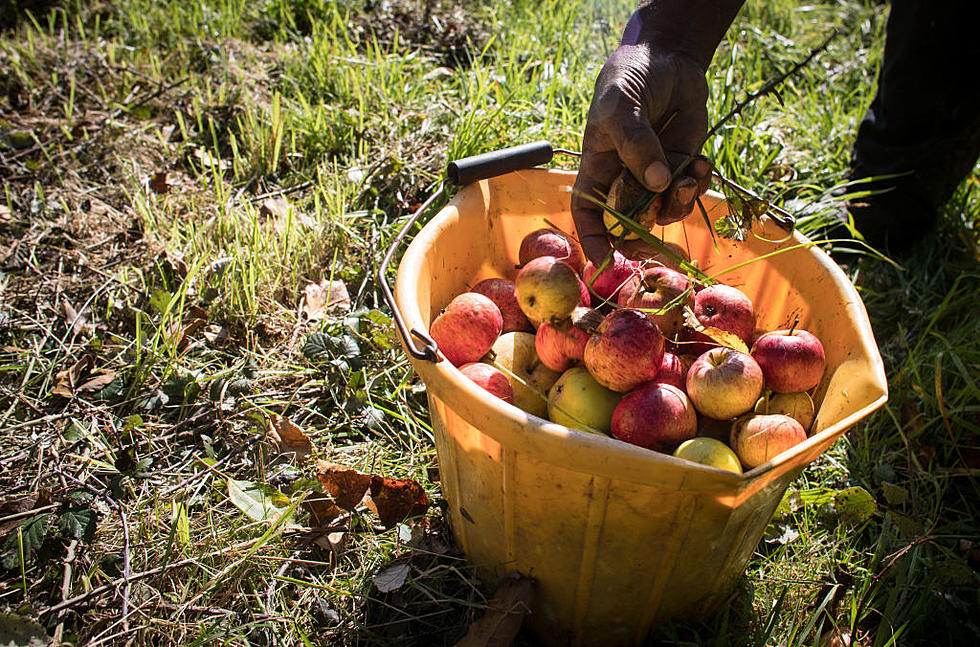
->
[[379, 140, 562, 363]]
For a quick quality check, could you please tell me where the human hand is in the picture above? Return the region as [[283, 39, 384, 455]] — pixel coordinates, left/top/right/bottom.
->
[[571, 41, 714, 265]]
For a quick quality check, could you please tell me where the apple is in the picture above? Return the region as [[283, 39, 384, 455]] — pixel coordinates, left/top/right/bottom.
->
[[653, 352, 686, 390], [515, 256, 582, 325], [611, 382, 697, 452], [603, 170, 663, 238], [751, 328, 826, 393], [683, 284, 756, 354], [490, 332, 561, 418], [673, 438, 742, 474], [617, 266, 693, 339], [429, 292, 503, 366], [756, 391, 815, 430], [472, 278, 532, 333], [584, 309, 664, 392], [535, 319, 590, 372], [730, 414, 807, 470], [459, 362, 514, 403], [582, 251, 638, 303], [547, 366, 622, 434], [519, 228, 585, 273], [686, 347, 764, 420]]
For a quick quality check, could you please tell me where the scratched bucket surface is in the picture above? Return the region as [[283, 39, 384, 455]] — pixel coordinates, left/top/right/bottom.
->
[[393, 169, 887, 646]]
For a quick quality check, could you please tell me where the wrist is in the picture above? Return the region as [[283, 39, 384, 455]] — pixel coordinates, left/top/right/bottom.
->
[[625, 0, 743, 69]]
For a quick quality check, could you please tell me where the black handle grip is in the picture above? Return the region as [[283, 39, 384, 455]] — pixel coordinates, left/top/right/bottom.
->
[[446, 140, 554, 186]]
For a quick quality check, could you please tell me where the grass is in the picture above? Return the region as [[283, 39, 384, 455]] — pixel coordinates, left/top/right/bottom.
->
[[0, 0, 977, 645]]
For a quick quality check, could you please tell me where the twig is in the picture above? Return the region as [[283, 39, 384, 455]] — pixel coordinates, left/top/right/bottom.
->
[[39, 538, 262, 617], [2, 412, 75, 433]]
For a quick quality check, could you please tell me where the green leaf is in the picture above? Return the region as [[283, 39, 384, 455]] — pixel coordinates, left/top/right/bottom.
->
[[881, 482, 909, 506], [0, 612, 48, 647], [226, 479, 296, 527], [834, 486, 877, 525], [302, 332, 361, 362], [57, 506, 98, 541]]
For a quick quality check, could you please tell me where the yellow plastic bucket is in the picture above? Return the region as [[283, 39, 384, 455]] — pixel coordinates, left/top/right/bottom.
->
[[393, 168, 887, 646]]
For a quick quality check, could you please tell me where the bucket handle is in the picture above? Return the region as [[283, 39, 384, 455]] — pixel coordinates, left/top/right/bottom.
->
[[378, 140, 567, 362]]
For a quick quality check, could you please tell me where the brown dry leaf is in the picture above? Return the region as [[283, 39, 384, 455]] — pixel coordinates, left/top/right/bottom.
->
[[0, 204, 11, 224], [303, 280, 351, 320], [203, 324, 231, 345], [0, 493, 42, 536], [259, 196, 290, 221], [61, 301, 92, 337], [269, 415, 313, 461], [76, 370, 118, 393], [369, 475, 430, 529], [52, 354, 95, 397], [455, 572, 536, 647], [303, 495, 342, 528], [149, 171, 171, 194], [316, 462, 371, 511]]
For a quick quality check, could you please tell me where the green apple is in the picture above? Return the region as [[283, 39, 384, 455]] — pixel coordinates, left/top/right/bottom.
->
[[673, 437, 743, 474], [490, 332, 560, 419], [547, 367, 622, 435]]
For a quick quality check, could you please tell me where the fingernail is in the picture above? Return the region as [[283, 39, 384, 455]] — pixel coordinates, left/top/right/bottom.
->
[[644, 162, 671, 192], [676, 183, 696, 205]]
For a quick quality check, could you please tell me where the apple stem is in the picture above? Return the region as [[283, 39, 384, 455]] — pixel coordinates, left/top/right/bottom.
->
[[787, 315, 799, 336]]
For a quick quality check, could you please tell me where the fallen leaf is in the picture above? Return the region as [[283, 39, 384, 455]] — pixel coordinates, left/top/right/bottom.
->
[[149, 171, 171, 194], [303, 280, 351, 320], [0, 494, 41, 536], [52, 354, 95, 397], [316, 463, 371, 510], [259, 196, 291, 221], [303, 495, 341, 528], [203, 324, 231, 344], [455, 572, 536, 647], [683, 309, 750, 353], [0, 612, 48, 647], [369, 475, 430, 528], [76, 370, 118, 393], [373, 563, 410, 593], [269, 415, 313, 461], [226, 478, 296, 527], [61, 300, 93, 337]]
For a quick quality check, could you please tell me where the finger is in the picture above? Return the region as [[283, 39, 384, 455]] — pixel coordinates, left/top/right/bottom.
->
[[659, 175, 699, 224], [690, 155, 714, 197], [607, 111, 673, 194], [571, 146, 621, 265]]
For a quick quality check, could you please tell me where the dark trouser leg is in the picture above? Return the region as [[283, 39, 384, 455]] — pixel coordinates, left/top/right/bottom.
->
[[849, 0, 980, 253]]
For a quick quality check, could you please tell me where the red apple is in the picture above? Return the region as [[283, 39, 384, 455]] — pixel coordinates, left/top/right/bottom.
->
[[582, 251, 638, 303], [584, 309, 664, 392], [535, 320, 590, 373], [429, 292, 503, 366], [653, 352, 686, 391], [459, 362, 514, 403], [751, 328, 826, 393], [519, 228, 585, 273], [515, 256, 581, 325], [611, 382, 697, 452], [576, 275, 591, 308], [472, 278, 532, 333], [686, 347, 764, 420], [730, 414, 807, 470], [618, 266, 693, 339], [682, 284, 756, 354]]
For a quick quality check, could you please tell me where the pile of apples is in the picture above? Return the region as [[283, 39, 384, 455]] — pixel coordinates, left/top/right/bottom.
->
[[428, 227, 827, 475]]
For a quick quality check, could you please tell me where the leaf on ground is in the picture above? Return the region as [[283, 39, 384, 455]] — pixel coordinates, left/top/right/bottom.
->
[[881, 482, 909, 506], [455, 572, 536, 647], [0, 494, 41, 536], [303, 279, 351, 320], [226, 478, 294, 526], [0, 612, 48, 647], [373, 563, 410, 593], [369, 475, 430, 528], [168, 307, 208, 353], [61, 300, 93, 337], [316, 463, 371, 511], [269, 415, 313, 461], [303, 495, 342, 528], [834, 486, 877, 525], [149, 171, 171, 194], [302, 332, 360, 362], [53, 354, 117, 397], [56, 505, 97, 541]]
